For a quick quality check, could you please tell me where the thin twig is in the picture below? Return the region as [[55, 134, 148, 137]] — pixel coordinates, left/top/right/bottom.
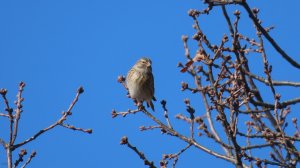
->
[[111, 109, 141, 118], [11, 82, 26, 145], [120, 136, 156, 168], [141, 109, 237, 164], [20, 151, 36, 168], [244, 70, 300, 87], [13, 86, 87, 150], [253, 97, 300, 109], [60, 124, 92, 134], [13, 149, 27, 168], [1, 88, 14, 167], [241, 2, 300, 69], [162, 144, 192, 168], [161, 100, 173, 129], [0, 113, 9, 118]]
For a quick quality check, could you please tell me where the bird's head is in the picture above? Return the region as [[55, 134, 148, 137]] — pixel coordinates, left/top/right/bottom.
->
[[134, 57, 152, 72]]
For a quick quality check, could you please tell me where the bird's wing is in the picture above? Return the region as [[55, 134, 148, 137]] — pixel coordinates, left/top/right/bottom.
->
[[149, 71, 155, 98]]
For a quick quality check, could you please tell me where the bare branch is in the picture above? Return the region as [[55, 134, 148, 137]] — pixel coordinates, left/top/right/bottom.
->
[[162, 144, 192, 168], [0, 113, 9, 118], [0, 88, 14, 146], [161, 100, 173, 129], [11, 81, 26, 145], [241, 2, 300, 69], [20, 151, 36, 168], [14, 149, 27, 168], [253, 97, 300, 109], [120, 136, 156, 168], [115, 1, 300, 167], [60, 123, 92, 134], [141, 109, 237, 164], [13, 86, 88, 150], [111, 109, 141, 118], [244, 70, 300, 87]]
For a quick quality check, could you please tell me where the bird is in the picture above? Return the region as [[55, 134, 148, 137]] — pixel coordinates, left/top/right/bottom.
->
[[126, 57, 156, 111]]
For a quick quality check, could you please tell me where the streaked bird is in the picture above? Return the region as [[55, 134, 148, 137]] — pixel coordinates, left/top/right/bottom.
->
[[126, 57, 156, 111]]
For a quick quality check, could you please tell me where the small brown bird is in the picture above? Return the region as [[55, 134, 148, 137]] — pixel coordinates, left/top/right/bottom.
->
[[126, 57, 156, 111]]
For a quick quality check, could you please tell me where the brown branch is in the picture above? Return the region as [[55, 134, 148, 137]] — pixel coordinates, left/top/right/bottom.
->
[[241, 2, 300, 69], [111, 109, 141, 118], [206, 0, 243, 5], [245, 124, 253, 167], [253, 97, 300, 109], [244, 70, 300, 87], [116, 1, 300, 167], [14, 149, 27, 168], [238, 131, 300, 142], [182, 35, 191, 60], [140, 108, 236, 164], [20, 151, 36, 168], [0, 88, 14, 145], [242, 152, 288, 167], [175, 113, 191, 123], [11, 81, 26, 145], [161, 100, 173, 129], [238, 108, 271, 114], [120, 136, 156, 168], [60, 123, 92, 134], [1, 88, 14, 167], [0, 113, 9, 118], [162, 144, 192, 168], [198, 84, 232, 155], [238, 34, 261, 47], [13, 86, 87, 150], [241, 142, 279, 150], [184, 99, 195, 139], [256, 25, 276, 97], [139, 125, 162, 131], [182, 34, 231, 156], [222, 4, 279, 131]]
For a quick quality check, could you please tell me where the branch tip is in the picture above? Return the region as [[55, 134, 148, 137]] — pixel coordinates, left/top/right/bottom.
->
[[120, 136, 128, 145], [77, 86, 84, 94]]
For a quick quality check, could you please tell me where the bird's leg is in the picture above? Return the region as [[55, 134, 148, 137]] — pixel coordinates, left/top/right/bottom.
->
[[133, 99, 138, 106], [138, 103, 145, 111], [133, 100, 145, 111]]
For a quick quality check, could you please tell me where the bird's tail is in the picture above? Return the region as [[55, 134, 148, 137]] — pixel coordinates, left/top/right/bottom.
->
[[146, 100, 155, 111]]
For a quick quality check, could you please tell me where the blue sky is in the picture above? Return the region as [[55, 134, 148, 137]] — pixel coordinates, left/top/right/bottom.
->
[[0, 0, 300, 167]]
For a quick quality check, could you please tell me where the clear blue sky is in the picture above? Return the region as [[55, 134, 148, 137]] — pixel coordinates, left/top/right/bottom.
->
[[0, 1, 300, 167]]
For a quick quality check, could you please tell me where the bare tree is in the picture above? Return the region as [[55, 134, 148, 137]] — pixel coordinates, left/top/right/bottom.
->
[[113, 0, 300, 167], [0, 82, 92, 168]]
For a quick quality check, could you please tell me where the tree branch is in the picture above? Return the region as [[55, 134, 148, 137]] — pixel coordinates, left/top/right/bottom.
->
[[20, 151, 36, 168], [13, 86, 88, 150], [241, 2, 300, 69], [120, 136, 156, 168]]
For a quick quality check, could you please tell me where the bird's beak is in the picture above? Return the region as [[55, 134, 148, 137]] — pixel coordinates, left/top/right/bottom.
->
[[147, 62, 151, 67]]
